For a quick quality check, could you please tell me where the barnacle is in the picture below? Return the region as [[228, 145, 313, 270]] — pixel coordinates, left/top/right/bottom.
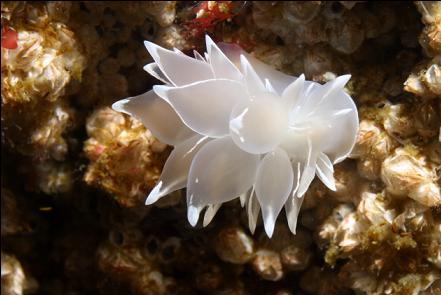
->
[[1, 252, 26, 295], [112, 35, 359, 237]]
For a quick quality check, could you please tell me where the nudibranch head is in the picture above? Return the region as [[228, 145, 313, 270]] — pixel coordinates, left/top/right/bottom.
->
[[230, 92, 290, 155], [112, 35, 359, 237]]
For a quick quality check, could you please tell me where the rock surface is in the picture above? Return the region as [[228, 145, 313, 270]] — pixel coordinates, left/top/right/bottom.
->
[[1, 2, 440, 295]]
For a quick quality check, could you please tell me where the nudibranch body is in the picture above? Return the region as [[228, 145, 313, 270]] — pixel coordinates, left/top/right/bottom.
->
[[112, 35, 359, 237]]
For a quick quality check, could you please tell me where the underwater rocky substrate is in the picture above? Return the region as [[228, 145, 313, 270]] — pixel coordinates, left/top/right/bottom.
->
[[1, 1, 440, 295]]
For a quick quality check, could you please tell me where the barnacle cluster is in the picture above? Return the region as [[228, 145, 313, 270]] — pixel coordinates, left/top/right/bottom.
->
[[1, 2, 85, 193], [97, 228, 176, 295], [317, 190, 441, 294], [1, 2, 441, 295], [84, 107, 170, 208]]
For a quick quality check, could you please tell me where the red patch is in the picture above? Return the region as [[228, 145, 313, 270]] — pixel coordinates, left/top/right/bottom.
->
[[128, 167, 143, 175], [94, 144, 106, 156], [183, 1, 235, 39], [1, 26, 18, 50]]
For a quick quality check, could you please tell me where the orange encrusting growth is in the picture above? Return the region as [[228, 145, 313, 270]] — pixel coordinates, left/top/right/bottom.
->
[[183, 1, 235, 39], [1, 26, 18, 49]]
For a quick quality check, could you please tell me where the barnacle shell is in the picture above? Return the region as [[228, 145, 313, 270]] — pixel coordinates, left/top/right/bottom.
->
[[214, 227, 255, 264], [280, 245, 312, 271], [404, 57, 441, 98], [1, 253, 25, 295], [383, 104, 417, 139], [251, 249, 284, 281], [381, 147, 441, 207], [0, 252, 36, 295], [415, 1, 441, 56]]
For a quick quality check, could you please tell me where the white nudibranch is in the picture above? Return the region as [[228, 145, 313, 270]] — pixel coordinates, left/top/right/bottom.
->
[[112, 35, 359, 237]]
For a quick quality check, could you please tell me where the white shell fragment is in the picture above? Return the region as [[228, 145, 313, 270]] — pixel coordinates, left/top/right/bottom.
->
[[112, 35, 359, 237]]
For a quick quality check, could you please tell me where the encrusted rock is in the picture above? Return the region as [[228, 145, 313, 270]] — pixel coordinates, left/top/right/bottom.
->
[[84, 107, 170, 207], [2, 2, 441, 294]]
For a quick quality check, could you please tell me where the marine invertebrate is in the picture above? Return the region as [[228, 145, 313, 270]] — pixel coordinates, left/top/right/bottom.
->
[[415, 1, 441, 57], [112, 35, 358, 237], [97, 229, 176, 295], [404, 57, 441, 99], [1, 252, 26, 295], [318, 188, 441, 295], [381, 146, 441, 207]]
